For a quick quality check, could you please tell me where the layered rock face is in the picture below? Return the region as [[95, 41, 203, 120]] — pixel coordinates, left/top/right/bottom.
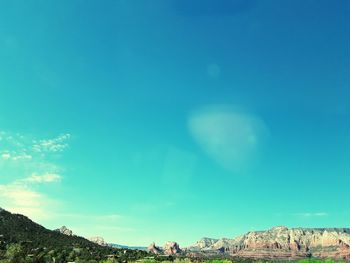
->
[[148, 241, 182, 255], [188, 238, 219, 250], [189, 226, 350, 260], [54, 226, 73, 236], [164, 241, 181, 255], [148, 242, 162, 254]]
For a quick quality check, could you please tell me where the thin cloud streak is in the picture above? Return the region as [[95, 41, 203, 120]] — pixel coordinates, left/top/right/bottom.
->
[[294, 212, 329, 217], [22, 173, 62, 183]]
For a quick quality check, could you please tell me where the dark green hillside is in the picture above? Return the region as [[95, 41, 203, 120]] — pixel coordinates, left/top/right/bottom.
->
[[0, 208, 148, 262], [0, 208, 111, 251]]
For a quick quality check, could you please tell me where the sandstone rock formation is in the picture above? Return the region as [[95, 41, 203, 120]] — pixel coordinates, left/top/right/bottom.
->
[[148, 241, 182, 255], [188, 226, 350, 260], [163, 241, 181, 255], [188, 237, 218, 250], [89, 236, 108, 246], [148, 242, 162, 254], [54, 226, 73, 236]]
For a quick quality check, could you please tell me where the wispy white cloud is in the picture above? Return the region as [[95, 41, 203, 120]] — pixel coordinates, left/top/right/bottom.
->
[[0, 131, 70, 221], [0, 131, 69, 170], [0, 132, 70, 163], [12, 153, 33, 161], [1, 152, 32, 161], [0, 130, 133, 243], [1, 153, 11, 160], [32, 134, 71, 153], [188, 105, 268, 172], [22, 172, 62, 183]]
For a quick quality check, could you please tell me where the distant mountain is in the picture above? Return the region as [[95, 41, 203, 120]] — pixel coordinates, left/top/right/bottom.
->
[[187, 226, 350, 260], [110, 243, 147, 251]]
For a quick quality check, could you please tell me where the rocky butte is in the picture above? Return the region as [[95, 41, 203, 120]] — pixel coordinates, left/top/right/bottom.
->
[[186, 226, 350, 260], [148, 241, 182, 255]]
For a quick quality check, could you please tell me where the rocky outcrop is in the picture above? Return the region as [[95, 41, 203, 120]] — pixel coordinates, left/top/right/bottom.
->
[[148, 241, 182, 255], [89, 236, 108, 246], [148, 242, 162, 254], [163, 241, 181, 255], [189, 237, 219, 250], [54, 226, 73, 236], [188, 227, 350, 260]]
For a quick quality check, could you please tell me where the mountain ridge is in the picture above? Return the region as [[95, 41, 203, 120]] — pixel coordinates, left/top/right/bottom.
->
[[186, 226, 350, 260], [2, 207, 350, 260]]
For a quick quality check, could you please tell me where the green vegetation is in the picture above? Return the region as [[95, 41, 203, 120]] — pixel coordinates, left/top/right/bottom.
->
[[297, 259, 346, 263], [0, 242, 148, 262], [0, 243, 347, 263], [0, 209, 148, 262]]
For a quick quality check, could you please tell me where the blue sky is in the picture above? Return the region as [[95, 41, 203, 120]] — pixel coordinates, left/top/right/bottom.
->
[[1, 0, 350, 246]]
